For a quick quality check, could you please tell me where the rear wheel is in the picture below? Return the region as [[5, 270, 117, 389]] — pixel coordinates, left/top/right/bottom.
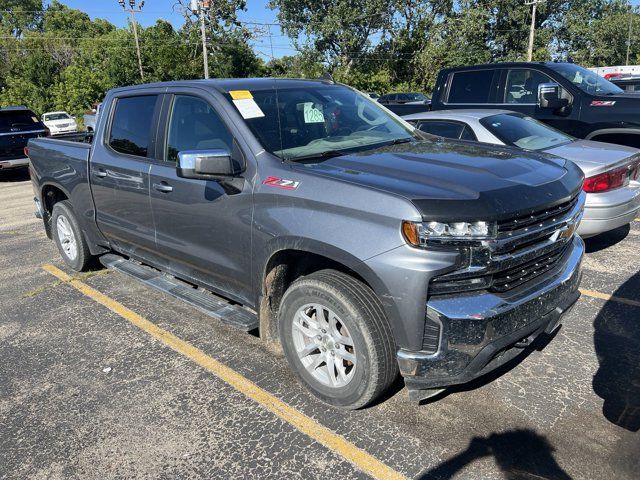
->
[[278, 269, 397, 409], [51, 200, 93, 271]]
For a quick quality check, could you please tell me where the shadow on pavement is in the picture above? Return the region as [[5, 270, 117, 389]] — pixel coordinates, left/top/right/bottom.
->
[[593, 271, 640, 432], [417, 429, 571, 480], [0, 167, 30, 183], [584, 224, 630, 253]]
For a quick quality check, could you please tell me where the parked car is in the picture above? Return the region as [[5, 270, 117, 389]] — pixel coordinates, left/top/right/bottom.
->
[[609, 75, 640, 94], [378, 92, 431, 116], [431, 62, 640, 148], [363, 92, 380, 100], [404, 109, 640, 237], [83, 102, 102, 132], [42, 111, 78, 136], [0, 106, 48, 171], [378, 92, 427, 104], [28, 79, 585, 408]]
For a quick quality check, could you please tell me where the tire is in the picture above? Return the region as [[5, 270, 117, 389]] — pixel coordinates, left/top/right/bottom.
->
[[278, 269, 398, 409], [51, 200, 93, 272]]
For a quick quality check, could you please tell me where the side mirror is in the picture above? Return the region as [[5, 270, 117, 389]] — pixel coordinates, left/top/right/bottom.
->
[[177, 149, 236, 179], [538, 82, 568, 109]]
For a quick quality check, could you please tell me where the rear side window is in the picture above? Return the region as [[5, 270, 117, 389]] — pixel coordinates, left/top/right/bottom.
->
[[417, 120, 464, 139], [0, 110, 40, 133], [447, 70, 494, 103], [108, 95, 158, 157]]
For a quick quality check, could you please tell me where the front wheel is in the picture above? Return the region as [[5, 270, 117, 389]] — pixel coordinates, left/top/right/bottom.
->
[[278, 270, 398, 409], [51, 200, 93, 271]]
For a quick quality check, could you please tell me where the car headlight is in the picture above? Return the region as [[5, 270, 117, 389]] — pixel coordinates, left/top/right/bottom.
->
[[402, 220, 497, 247]]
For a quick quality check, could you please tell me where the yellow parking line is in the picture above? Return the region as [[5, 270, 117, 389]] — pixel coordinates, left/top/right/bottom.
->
[[579, 288, 640, 308], [42, 264, 407, 480]]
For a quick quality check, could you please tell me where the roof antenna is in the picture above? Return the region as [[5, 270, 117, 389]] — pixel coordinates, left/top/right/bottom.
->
[[319, 72, 335, 84]]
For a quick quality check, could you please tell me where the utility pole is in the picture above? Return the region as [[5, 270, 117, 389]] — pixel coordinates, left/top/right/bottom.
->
[[118, 0, 145, 80], [626, 6, 633, 66], [525, 0, 545, 62], [190, 0, 210, 79]]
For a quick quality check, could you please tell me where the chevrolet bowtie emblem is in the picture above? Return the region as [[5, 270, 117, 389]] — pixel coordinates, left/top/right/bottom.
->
[[551, 217, 579, 242]]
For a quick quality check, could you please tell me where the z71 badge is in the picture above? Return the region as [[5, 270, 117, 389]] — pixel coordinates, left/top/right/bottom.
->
[[262, 176, 301, 190]]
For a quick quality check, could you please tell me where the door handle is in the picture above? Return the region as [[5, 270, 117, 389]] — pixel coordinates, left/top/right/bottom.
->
[[94, 168, 107, 178], [153, 182, 173, 193]]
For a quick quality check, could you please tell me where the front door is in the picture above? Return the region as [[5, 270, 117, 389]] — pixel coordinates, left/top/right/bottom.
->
[[91, 94, 162, 258], [500, 68, 580, 136], [148, 93, 254, 305]]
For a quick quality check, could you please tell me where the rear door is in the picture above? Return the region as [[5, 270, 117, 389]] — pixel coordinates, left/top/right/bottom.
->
[[148, 91, 255, 305], [90, 93, 163, 258], [442, 69, 500, 109]]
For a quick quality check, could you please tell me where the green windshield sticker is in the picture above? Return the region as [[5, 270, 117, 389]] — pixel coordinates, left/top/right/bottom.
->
[[303, 102, 325, 123]]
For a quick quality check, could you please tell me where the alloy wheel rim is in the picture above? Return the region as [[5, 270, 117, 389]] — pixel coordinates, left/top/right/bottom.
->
[[56, 215, 78, 261], [291, 303, 357, 388]]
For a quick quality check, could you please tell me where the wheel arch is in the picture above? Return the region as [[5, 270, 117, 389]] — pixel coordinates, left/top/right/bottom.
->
[[257, 238, 399, 348], [40, 183, 71, 238]]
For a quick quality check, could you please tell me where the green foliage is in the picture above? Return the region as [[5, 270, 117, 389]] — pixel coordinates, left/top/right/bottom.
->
[[0, 0, 638, 115], [51, 65, 109, 117], [0, 0, 261, 117]]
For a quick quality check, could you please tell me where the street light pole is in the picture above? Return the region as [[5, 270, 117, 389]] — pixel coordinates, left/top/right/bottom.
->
[[626, 7, 633, 66], [525, 0, 545, 62], [118, 0, 145, 80]]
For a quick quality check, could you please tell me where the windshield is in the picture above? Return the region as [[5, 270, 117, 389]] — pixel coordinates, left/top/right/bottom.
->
[[226, 84, 418, 161], [0, 110, 40, 133], [548, 63, 624, 95], [480, 113, 573, 151], [44, 112, 71, 121]]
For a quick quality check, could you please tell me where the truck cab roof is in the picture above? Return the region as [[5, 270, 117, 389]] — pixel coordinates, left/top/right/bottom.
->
[[110, 78, 338, 96]]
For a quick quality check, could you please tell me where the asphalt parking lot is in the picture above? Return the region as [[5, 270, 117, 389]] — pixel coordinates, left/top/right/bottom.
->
[[1, 168, 638, 480]]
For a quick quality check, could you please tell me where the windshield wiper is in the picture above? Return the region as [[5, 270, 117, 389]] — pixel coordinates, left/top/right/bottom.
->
[[387, 137, 414, 145], [286, 150, 347, 162]]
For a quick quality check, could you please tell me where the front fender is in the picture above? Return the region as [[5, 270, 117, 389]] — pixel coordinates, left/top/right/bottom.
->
[[255, 235, 408, 348]]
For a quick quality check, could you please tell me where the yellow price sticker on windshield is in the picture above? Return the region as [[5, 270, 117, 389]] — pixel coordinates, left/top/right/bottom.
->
[[229, 90, 253, 100]]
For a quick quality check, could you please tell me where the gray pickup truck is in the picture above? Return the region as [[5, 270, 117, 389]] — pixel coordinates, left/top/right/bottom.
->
[[28, 79, 586, 408]]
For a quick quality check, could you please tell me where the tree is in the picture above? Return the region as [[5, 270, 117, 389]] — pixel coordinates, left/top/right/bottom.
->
[[269, 0, 393, 70], [558, 0, 639, 66], [51, 64, 109, 116], [0, 0, 43, 37]]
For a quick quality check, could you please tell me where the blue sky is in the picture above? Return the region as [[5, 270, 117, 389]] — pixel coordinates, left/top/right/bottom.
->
[[55, 0, 296, 60]]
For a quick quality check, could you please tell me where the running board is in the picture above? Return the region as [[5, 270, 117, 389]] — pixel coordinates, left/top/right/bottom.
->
[[99, 254, 259, 332]]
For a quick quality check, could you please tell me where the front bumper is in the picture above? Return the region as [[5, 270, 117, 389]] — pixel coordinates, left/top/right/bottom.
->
[[579, 182, 640, 237], [398, 235, 584, 394], [0, 157, 29, 169]]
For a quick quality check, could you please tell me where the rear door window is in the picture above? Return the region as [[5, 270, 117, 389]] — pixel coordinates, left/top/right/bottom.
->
[[447, 70, 494, 103], [108, 95, 159, 157]]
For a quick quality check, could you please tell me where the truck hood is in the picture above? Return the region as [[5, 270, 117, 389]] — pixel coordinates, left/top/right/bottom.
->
[[543, 139, 639, 177], [297, 139, 583, 222]]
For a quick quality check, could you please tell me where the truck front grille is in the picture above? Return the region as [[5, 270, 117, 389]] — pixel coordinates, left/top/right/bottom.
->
[[430, 193, 583, 296], [497, 196, 579, 233], [489, 244, 568, 293]]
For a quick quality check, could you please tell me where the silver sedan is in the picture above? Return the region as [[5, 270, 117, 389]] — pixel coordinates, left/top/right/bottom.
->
[[403, 109, 640, 237]]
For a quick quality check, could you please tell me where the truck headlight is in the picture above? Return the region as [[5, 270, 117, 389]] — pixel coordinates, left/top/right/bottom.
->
[[402, 220, 497, 247]]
